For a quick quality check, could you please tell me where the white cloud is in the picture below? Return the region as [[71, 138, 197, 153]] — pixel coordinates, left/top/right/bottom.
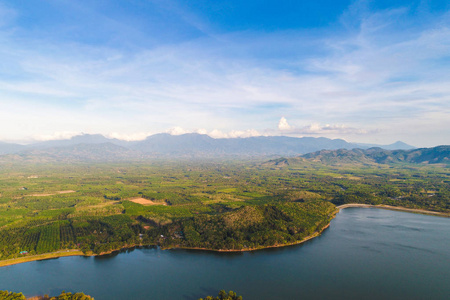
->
[[31, 131, 81, 141], [106, 132, 153, 141], [165, 128, 262, 139], [208, 129, 226, 138], [298, 123, 370, 135], [225, 129, 262, 138], [0, 4, 448, 146], [274, 120, 371, 137], [166, 126, 190, 136], [196, 128, 208, 135], [278, 117, 292, 131]]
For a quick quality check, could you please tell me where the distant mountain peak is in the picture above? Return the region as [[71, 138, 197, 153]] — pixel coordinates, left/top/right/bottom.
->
[[300, 146, 448, 165], [386, 141, 416, 150], [354, 140, 415, 150]]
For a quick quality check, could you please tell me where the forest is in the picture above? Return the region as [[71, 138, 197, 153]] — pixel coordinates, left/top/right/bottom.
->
[[0, 290, 93, 300], [198, 290, 242, 300], [0, 159, 448, 261]]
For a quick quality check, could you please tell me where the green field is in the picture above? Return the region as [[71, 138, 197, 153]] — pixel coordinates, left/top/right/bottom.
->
[[0, 160, 448, 261]]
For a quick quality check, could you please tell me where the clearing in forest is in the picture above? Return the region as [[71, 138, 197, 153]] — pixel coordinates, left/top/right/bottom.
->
[[129, 197, 166, 206], [27, 190, 76, 197]]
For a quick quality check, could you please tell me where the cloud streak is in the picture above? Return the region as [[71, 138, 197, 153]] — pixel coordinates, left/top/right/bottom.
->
[[0, 1, 448, 146]]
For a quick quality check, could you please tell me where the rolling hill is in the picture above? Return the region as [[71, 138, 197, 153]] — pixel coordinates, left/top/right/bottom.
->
[[300, 146, 449, 165]]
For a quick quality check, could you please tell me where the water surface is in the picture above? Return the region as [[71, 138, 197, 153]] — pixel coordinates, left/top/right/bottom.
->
[[0, 208, 449, 299]]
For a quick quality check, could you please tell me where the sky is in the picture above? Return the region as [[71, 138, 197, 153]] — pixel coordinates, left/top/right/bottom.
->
[[0, 0, 449, 147]]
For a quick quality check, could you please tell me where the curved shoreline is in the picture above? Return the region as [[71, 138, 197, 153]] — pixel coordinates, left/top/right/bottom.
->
[[0, 244, 152, 268], [163, 222, 333, 253], [0, 250, 85, 268], [337, 204, 450, 218], [0, 221, 334, 267], [1, 204, 448, 267]]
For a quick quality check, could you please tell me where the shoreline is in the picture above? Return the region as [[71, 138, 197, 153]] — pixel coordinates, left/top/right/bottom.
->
[[1, 204, 448, 267], [163, 221, 333, 253], [337, 204, 450, 217], [0, 221, 334, 267], [0, 250, 85, 267], [0, 244, 150, 268]]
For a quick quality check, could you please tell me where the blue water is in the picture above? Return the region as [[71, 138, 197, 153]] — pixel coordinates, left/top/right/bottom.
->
[[0, 208, 449, 300]]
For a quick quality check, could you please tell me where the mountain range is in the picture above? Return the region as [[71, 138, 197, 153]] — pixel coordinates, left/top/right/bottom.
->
[[300, 146, 450, 165], [0, 133, 418, 162]]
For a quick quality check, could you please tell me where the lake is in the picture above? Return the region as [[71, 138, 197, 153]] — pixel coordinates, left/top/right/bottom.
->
[[0, 207, 449, 300]]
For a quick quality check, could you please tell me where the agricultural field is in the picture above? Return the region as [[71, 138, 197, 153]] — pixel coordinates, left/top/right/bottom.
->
[[0, 160, 449, 261]]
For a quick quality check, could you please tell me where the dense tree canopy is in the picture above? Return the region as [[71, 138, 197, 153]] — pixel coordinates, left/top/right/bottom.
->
[[198, 290, 242, 300], [0, 291, 93, 300]]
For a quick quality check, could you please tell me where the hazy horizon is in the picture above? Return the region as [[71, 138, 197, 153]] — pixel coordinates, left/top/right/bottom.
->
[[0, 0, 449, 148], [0, 130, 420, 149]]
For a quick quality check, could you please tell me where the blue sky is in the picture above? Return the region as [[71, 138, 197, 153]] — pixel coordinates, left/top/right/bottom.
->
[[0, 0, 449, 146]]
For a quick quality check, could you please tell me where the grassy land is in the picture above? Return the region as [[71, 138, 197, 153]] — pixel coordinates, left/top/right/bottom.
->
[[0, 160, 448, 263]]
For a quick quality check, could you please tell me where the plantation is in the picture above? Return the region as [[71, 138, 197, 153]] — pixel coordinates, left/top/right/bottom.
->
[[0, 160, 448, 261]]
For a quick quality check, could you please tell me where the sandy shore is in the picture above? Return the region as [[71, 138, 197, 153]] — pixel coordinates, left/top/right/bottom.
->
[[337, 203, 450, 217], [0, 250, 85, 267]]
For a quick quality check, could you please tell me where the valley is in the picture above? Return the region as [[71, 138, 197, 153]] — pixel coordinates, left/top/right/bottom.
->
[[0, 155, 448, 265]]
